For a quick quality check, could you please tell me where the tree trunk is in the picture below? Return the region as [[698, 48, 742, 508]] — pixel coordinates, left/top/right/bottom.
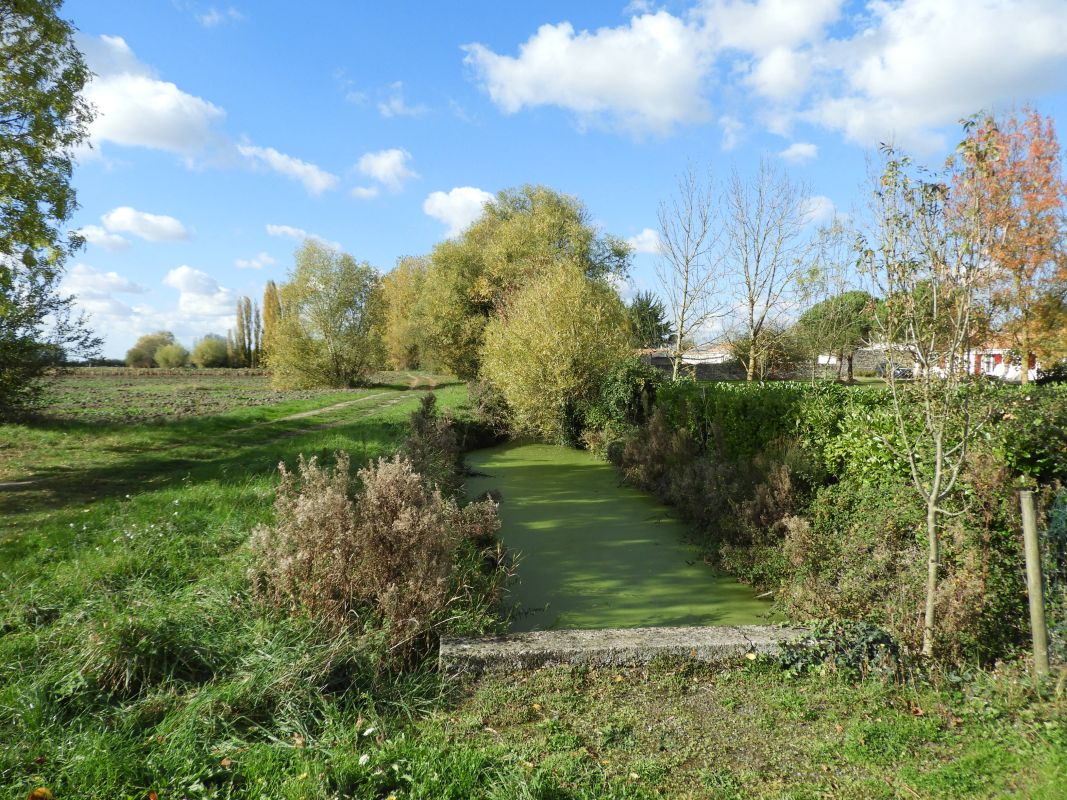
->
[[847, 353, 854, 382], [1020, 329, 1031, 386], [922, 497, 939, 657]]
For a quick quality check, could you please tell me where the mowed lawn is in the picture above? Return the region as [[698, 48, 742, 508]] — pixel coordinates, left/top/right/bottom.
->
[[0, 371, 1064, 799]]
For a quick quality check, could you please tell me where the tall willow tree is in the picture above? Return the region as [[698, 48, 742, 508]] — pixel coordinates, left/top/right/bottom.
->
[[381, 255, 429, 369], [1, 1, 99, 413], [266, 240, 383, 388], [418, 185, 630, 379], [480, 261, 631, 442]]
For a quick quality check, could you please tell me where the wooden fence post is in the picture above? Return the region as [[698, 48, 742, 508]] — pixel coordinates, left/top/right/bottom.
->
[[1020, 490, 1050, 678]]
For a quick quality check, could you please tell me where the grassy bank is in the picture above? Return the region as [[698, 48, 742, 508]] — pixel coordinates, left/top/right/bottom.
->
[[2, 372, 1064, 798]]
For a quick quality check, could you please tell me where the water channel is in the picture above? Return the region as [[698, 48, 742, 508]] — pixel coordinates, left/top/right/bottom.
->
[[465, 442, 775, 632]]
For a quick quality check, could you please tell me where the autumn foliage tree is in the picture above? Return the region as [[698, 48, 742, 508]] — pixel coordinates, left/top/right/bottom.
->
[[956, 108, 1067, 381]]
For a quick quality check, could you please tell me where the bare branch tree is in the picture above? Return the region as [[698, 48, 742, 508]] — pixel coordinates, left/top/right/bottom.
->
[[863, 142, 993, 657], [655, 165, 727, 381], [724, 160, 813, 381]]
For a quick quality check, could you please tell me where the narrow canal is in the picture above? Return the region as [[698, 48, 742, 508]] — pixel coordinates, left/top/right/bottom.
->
[[465, 442, 774, 632]]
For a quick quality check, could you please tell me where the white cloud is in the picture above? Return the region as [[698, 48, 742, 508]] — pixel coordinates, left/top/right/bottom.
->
[[779, 141, 817, 163], [61, 264, 146, 319], [237, 143, 339, 195], [101, 206, 189, 242], [234, 251, 276, 269], [626, 228, 663, 254], [703, 0, 843, 53], [79, 35, 226, 159], [802, 195, 835, 226], [378, 82, 429, 118], [468, 0, 1067, 152], [463, 11, 712, 135], [423, 187, 494, 237], [356, 148, 418, 191], [76, 224, 129, 251], [198, 7, 245, 27], [265, 224, 342, 251], [64, 263, 145, 297], [164, 265, 235, 318], [807, 0, 1067, 150], [746, 46, 811, 101], [350, 185, 380, 200]]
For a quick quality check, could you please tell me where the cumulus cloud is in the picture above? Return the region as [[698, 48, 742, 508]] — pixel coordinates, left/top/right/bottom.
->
[[237, 143, 339, 195], [806, 0, 1067, 150], [626, 228, 663, 254], [350, 185, 380, 200], [265, 224, 342, 250], [164, 265, 235, 318], [356, 148, 418, 191], [76, 224, 129, 251], [234, 251, 276, 269], [100, 206, 189, 242], [61, 264, 146, 319], [463, 11, 712, 135], [779, 141, 817, 163], [378, 82, 429, 118], [79, 35, 226, 159], [703, 0, 843, 53], [423, 187, 494, 237], [467, 0, 1067, 151]]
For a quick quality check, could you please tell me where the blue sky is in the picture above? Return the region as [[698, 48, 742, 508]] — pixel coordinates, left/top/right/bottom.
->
[[61, 0, 1067, 357]]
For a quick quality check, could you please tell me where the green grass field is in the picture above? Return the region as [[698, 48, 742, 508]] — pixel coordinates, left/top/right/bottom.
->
[[1, 370, 1063, 798]]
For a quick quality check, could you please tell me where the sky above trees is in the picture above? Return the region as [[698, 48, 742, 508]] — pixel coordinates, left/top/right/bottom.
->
[[61, 0, 1067, 357]]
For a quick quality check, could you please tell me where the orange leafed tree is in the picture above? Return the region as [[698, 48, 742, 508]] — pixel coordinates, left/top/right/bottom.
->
[[955, 107, 1067, 382]]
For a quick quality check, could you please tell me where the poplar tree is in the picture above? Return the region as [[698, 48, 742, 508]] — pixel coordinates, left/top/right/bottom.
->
[[262, 280, 281, 357]]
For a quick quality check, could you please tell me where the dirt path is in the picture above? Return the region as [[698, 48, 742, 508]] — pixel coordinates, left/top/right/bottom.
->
[[229, 391, 393, 433]]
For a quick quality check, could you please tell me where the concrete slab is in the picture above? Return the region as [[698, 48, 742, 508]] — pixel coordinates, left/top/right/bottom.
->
[[440, 624, 806, 674]]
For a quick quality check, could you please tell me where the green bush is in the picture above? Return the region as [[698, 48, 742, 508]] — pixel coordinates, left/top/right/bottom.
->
[[613, 380, 1067, 663]]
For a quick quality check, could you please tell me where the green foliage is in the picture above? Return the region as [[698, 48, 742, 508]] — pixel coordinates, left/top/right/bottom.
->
[[125, 330, 176, 368], [586, 357, 663, 430], [267, 240, 384, 389], [398, 393, 462, 498], [0, 1, 100, 415], [190, 333, 229, 368], [418, 185, 630, 379], [617, 380, 1067, 661], [381, 255, 430, 369], [627, 291, 672, 348], [776, 620, 900, 677], [791, 290, 878, 379], [153, 342, 189, 369], [480, 262, 632, 442]]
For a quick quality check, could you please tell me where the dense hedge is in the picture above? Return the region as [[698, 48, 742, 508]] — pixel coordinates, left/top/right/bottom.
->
[[613, 379, 1067, 662]]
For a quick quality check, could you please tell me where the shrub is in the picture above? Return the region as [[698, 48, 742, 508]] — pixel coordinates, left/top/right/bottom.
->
[[398, 393, 462, 498], [249, 452, 360, 630], [479, 261, 632, 443], [249, 452, 500, 661], [191, 334, 229, 368], [776, 619, 900, 677], [125, 330, 175, 368], [153, 343, 189, 368]]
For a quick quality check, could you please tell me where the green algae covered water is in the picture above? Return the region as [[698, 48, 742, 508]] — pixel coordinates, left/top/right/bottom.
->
[[464, 442, 775, 632]]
